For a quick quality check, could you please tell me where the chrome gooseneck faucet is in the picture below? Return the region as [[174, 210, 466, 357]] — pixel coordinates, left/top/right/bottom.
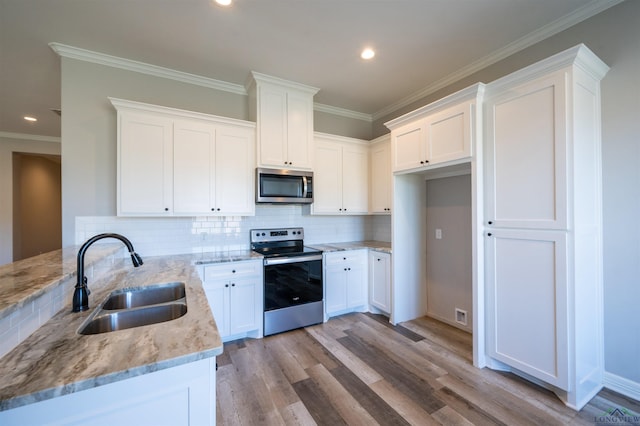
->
[[73, 233, 143, 312]]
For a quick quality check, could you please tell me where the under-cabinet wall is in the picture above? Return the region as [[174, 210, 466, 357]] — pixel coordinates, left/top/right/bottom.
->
[[425, 174, 472, 332], [75, 206, 391, 256]]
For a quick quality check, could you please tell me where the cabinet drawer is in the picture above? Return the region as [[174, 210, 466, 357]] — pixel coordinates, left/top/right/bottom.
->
[[324, 250, 367, 266], [202, 260, 261, 281]]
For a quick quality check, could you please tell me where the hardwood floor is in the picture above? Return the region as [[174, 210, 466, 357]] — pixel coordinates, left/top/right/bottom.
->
[[216, 313, 640, 425]]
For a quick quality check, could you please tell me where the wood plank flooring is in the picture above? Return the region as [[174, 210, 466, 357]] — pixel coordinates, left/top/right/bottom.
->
[[216, 313, 640, 425]]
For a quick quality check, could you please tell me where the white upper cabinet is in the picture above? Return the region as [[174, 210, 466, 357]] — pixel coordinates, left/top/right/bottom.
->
[[386, 84, 483, 173], [369, 134, 391, 214], [248, 72, 319, 170], [118, 112, 174, 216], [111, 98, 255, 217], [484, 45, 609, 409], [312, 133, 369, 215]]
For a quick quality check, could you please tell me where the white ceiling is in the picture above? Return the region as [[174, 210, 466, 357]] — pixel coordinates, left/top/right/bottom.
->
[[0, 0, 622, 138]]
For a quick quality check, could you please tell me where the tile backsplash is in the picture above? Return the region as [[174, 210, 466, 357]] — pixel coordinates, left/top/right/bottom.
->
[[76, 205, 391, 256]]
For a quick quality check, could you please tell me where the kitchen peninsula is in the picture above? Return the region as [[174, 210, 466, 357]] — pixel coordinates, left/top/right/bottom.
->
[[0, 247, 241, 424]]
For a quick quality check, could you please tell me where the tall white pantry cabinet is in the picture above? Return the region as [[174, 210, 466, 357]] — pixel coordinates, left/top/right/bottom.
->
[[483, 44, 609, 409]]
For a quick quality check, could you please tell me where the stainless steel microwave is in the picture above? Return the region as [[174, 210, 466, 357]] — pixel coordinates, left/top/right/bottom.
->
[[256, 168, 313, 204]]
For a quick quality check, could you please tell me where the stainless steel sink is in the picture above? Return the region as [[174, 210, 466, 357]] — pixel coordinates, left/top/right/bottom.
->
[[102, 282, 186, 310], [78, 282, 188, 335], [79, 303, 187, 335]]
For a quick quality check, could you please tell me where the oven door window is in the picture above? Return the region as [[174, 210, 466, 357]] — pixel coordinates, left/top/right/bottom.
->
[[264, 259, 322, 311]]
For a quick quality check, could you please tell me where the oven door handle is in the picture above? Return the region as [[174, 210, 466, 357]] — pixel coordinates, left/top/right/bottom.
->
[[264, 254, 323, 266]]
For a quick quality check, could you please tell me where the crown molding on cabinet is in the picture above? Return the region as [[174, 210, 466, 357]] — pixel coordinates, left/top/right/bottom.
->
[[108, 97, 256, 129], [372, 0, 624, 122], [0, 131, 61, 143], [49, 42, 247, 95], [384, 83, 485, 130], [485, 43, 609, 95]]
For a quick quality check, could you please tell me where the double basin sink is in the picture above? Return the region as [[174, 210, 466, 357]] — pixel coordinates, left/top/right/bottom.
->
[[78, 282, 187, 335]]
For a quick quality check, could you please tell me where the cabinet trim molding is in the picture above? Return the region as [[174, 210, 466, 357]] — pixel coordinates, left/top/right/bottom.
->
[[384, 83, 485, 130], [109, 97, 256, 129]]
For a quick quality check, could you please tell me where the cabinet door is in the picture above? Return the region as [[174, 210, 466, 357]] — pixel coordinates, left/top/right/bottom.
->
[[173, 120, 215, 215], [486, 229, 568, 389], [215, 125, 255, 215], [369, 252, 391, 313], [119, 112, 173, 215], [342, 144, 369, 214], [392, 120, 426, 172], [370, 140, 391, 214], [425, 101, 471, 164], [346, 261, 367, 309], [257, 86, 288, 168], [313, 141, 343, 214], [286, 91, 314, 169], [203, 282, 229, 337], [485, 72, 567, 230], [228, 278, 260, 335], [325, 264, 347, 315]]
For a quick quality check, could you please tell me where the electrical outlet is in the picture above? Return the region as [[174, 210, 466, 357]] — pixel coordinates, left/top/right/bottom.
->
[[435, 228, 442, 239]]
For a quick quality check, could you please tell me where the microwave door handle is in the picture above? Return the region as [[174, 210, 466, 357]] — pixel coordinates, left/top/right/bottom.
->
[[302, 176, 308, 197]]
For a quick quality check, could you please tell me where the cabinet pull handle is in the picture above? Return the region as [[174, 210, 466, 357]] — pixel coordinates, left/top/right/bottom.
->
[[488, 233, 492, 237], [164, 208, 169, 212], [231, 283, 235, 287], [232, 270, 236, 273], [225, 284, 229, 288], [488, 221, 493, 225]]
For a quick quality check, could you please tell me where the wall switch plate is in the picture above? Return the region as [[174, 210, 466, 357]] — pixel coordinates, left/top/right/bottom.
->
[[435, 228, 442, 239]]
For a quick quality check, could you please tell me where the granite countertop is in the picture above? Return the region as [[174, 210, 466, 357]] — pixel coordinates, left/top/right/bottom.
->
[[0, 244, 123, 321], [0, 252, 229, 412], [308, 240, 392, 254]]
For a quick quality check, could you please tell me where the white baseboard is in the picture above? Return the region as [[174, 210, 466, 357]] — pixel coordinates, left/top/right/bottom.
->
[[604, 371, 640, 402]]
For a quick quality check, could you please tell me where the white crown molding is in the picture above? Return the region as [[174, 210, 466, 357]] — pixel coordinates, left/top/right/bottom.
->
[[314, 103, 372, 122], [108, 97, 255, 128], [385, 83, 484, 130], [0, 131, 61, 143], [372, 0, 624, 121], [49, 42, 247, 95], [248, 71, 319, 95]]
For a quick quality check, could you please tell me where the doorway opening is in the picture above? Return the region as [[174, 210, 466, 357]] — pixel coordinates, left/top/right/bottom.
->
[[12, 152, 62, 261]]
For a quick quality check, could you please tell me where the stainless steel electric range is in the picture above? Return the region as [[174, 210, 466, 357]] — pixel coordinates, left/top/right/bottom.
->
[[250, 228, 323, 336]]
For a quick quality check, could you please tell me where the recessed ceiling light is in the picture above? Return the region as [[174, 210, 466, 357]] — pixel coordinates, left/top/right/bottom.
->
[[24, 116, 37, 122], [215, 0, 232, 6], [361, 48, 375, 60]]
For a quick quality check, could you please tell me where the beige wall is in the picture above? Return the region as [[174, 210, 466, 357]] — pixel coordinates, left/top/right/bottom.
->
[[60, 59, 370, 247], [425, 175, 472, 332], [60, 59, 249, 246], [0, 135, 61, 265], [375, 0, 640, 387], [12, 153, 61, 260]]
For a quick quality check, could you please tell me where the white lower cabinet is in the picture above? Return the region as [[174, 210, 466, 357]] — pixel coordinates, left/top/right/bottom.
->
[[200, 260, 263, 342], [0, 358, 216, 426], [324, 250, 368, 317], [368, 251, 391, 314]]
